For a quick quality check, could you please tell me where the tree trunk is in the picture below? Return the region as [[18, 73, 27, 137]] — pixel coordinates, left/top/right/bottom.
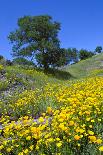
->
[[42, 49, 49, 72], [44, 63, 49, 73]]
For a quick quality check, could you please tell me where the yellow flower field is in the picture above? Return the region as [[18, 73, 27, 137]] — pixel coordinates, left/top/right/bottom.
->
[[0, 74, 103, 154]]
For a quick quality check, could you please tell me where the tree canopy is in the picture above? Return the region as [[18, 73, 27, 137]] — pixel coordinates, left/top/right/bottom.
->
[[79, 49, 94, 60], [8, 15, 66, 70], [65, 48, 78, 64], [95, 46, 102, 53]]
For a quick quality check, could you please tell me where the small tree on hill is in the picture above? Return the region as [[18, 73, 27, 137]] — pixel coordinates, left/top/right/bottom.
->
[[0, 55, 4, 60], [95, 46, 102, 53], [79, 49, 94, 60], [71, 48, 78, 63], [0, 55, 6, 65], [66, 48, 78, 64], [8, 15, 65, 70]]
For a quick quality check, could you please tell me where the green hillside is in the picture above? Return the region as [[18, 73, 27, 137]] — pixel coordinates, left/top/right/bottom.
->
[[1, 55, 103, 155], [63, 53, 103, 78]]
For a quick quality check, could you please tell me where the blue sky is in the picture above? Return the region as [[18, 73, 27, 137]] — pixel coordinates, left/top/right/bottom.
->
[[1, 0, 103, 59]]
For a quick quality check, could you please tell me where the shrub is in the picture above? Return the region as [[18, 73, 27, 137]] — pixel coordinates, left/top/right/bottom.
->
[[6, 60, 13, 66]]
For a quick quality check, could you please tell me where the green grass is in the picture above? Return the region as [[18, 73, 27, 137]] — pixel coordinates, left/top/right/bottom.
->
[[1, 53, 103, 93], [5, 65, 73, 88], [1, 53, 103, 114], [1, 54, 103, 155], [0, 80, 9, 91], [2, 53, 103, 101], [63, 53, 103, 78]]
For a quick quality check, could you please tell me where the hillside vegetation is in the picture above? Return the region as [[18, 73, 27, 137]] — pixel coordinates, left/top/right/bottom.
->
[[0, 54, 103, 155], [63, 52, 103, 78]]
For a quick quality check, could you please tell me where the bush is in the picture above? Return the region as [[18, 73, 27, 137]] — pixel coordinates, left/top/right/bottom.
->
[[6, 60, 13, 66], [0, 55, 4, 60], [13, 57, 35, 66], [0, 64, 3, 72], [79, 49, 94, 60]]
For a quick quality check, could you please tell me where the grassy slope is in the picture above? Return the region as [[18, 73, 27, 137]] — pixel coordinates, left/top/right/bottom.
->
[[1, 54, 103, 154], [63, 53, 103, 78], [0, 53, 102, 94], [5, 65, 70, 88], [0, 65, 72, 99], [1, 53, 103, 102], [1, 53, 103, 91]]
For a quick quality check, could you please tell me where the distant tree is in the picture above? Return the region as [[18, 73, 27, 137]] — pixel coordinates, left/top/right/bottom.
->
[[66, 48, 78, 64], [0, 55, 6, 65], [8, 15, 65, 71], [0, 55, 4, 61], [6, 60, 13, 66], [79, 49, 94, 60], [71, 48, 78, 63], [65, 48, 72, 64], [95, 46, 102, 53]]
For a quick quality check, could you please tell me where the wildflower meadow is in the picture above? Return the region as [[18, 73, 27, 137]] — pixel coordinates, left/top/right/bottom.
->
[[0, 65, 103, 155]]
